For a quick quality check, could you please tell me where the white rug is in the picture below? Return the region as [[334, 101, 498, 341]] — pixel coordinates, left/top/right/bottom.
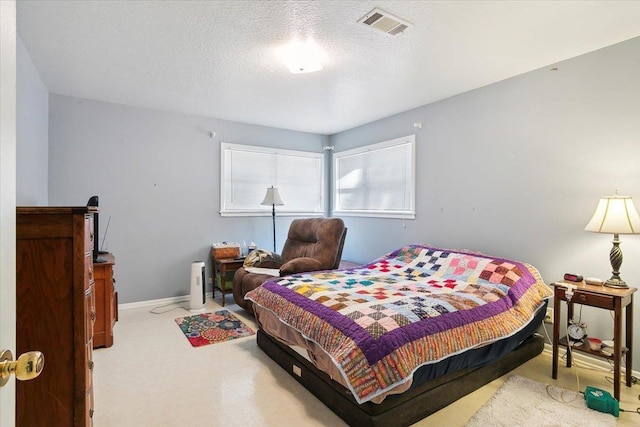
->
[[465, 375, 616, 427]]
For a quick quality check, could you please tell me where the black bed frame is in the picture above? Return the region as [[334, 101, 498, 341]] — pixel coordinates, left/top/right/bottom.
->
[[257, 329, 544, 427]]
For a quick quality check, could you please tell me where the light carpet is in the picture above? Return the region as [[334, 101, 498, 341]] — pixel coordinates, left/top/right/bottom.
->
[[465, 375, 616, 427]]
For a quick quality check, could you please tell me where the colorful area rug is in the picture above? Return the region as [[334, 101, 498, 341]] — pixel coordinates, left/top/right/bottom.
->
[[175, 310, 255, 347], [465, 375, 616, 427]]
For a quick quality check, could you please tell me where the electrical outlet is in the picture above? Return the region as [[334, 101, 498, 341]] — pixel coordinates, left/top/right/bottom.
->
[[544, 307, 554, 324]]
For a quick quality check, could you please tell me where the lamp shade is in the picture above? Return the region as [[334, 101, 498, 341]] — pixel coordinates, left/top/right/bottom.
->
[[585, 194, 640, 234], [261, 186, 284, 206]]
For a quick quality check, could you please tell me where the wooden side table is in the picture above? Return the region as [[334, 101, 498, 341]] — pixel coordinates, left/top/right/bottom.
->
[[551, 280, 635, 400], [212, 254, 245, 306], [93, 253, 118, 348]]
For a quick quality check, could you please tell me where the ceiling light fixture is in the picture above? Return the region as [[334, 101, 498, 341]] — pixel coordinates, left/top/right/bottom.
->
[[279, 38, 325, 74]]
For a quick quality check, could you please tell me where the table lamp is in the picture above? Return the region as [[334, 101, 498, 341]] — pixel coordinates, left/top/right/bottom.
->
[[261, 186, 284, 252], [584, 192, 640, 288]]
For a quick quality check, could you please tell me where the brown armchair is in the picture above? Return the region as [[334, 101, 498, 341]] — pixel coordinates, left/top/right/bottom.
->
[[232, 217, 346, 314]]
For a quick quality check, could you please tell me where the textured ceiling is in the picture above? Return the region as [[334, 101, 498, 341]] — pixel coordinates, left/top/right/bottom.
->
[[16, 1, 640, 135]]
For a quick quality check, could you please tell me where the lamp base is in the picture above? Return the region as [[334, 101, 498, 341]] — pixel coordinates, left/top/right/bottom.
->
[[604, 236, 628, 288], [604, 277, 628, 289]]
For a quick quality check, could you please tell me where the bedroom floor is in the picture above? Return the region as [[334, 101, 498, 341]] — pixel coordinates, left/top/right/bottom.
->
[[93, 296, 639, 426]]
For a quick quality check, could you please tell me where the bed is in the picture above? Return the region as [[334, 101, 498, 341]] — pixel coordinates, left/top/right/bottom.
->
[[245, 244, 552, 426]]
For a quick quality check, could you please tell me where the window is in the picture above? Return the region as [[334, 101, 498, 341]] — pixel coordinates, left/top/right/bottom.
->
[[220, 143, 324, 216], [333, 135, 415, 219]]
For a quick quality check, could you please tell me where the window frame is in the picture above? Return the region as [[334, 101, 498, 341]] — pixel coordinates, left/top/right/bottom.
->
[[220, 142, 325, 217], [332, 135, 416, 219]]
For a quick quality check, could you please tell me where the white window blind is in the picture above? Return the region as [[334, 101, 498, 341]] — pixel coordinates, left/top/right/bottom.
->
[[333, 135, 415, 219], [220, 143, 324, 216]]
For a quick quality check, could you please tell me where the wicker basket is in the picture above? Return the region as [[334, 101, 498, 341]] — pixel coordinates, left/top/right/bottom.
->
[[212, 244, 240, 259]]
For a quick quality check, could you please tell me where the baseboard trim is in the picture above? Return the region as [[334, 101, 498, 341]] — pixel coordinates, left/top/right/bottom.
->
[[119, 295, 190, 310], [542, 342, 640, 379]]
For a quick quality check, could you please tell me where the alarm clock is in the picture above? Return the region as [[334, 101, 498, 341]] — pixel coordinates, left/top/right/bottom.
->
[[564, 273, 584, 282], [568, 320, 587, 343]]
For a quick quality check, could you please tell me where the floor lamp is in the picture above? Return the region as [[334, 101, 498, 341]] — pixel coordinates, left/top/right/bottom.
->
[[261, 186, 284, 252]]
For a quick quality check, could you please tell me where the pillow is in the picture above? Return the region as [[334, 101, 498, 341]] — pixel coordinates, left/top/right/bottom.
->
[[279, 257, 323, 276], [243, 249, 282, 268]]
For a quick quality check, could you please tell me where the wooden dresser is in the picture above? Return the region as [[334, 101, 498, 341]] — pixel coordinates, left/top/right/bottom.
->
[[93, 253, 118, 348], [16, 206, 96, 426]]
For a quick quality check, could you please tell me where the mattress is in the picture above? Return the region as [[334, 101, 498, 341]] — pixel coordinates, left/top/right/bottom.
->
[[255, 298, 547, 402]]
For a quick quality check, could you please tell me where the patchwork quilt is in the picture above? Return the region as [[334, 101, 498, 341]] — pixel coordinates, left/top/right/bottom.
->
[[245, 244, 552, 404]]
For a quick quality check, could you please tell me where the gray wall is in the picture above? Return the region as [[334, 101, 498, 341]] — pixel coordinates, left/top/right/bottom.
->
[[16, 36, 48, 205], [330, 36, 640, 365], [48, 96, 327, 303]]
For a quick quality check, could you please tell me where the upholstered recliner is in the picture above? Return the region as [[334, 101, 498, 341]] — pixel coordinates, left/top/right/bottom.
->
[[233, 217, 346, 314]]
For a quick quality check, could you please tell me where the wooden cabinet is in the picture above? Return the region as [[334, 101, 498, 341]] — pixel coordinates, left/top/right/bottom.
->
[[551, 280, 635, 400], [93, 253, 118, 348], [16, 206, 96, 427]]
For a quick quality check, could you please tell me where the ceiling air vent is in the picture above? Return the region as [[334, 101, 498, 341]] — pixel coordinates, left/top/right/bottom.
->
[[358, 7, 412, 36]]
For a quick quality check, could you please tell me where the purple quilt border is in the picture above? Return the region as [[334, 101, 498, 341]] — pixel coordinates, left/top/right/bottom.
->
[[261, 245, 537, 365]]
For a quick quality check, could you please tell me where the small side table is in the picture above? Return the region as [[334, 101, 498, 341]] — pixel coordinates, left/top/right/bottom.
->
[[551, 280, 635, 400], [93, 253, 117, 348], [212, 255, 245, 306]]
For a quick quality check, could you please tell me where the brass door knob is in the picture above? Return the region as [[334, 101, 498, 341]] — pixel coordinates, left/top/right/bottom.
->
[[0, 349, 44, 387]]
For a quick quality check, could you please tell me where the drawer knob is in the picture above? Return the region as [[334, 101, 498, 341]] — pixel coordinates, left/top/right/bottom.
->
[[578, 294, 587, 302], [91, 311, 96, 321], [0, 350, 45, 387], [88, 360, 94, 371]]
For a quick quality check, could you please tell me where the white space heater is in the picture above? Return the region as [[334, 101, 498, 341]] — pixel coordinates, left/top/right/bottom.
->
[[189, 261, 206, 312]]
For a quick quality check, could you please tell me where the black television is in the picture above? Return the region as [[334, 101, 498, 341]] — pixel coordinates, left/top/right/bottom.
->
[[87, 195, 107, 263]]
